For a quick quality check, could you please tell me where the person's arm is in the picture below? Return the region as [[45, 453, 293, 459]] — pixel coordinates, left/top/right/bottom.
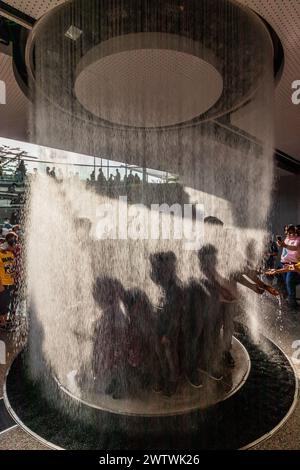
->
[[265, 266, 290, 275], [236, 273, 264, 294], [282, 243, 298, 251], [278, 240, 299, 252], [0, 278, 4, 293]]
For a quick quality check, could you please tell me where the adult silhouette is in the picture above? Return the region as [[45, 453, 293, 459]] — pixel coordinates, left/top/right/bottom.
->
[[149, 251, 185, 396]]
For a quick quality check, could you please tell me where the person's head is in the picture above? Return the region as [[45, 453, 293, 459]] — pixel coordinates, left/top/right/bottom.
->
[[286, 225, 296, 238], [150, 251, 177, 286], [284, 224, 294, 235], [203, 216, 224, 243], [5, 231, 18, 250], [93, 277, 125, 309], [296, 225, 300, 237], [204, 216, 224, 227], [197, 244, 218, 275]]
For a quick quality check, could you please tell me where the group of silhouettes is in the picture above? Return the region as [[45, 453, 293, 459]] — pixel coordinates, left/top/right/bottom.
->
[[75, 215, 278, 400], [91, 247, 237, 400]]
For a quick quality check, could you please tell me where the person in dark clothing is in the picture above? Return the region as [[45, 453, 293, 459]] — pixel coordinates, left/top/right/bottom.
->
[[115, 169, 121, 185], [92, 277, 155, 399], [123, 287, 157, 393], [134, 173, 141, 184], [17, 160, 26, 181], [201, 217, 237, 369], [182, 279, 205, 387], [197, 245, 234, 374], [92, 277, 129, 399], [97, 168, 106, 185], [127, 170, 135, 185], [263, 238, 279, 271], [150, 252, 185, 396]]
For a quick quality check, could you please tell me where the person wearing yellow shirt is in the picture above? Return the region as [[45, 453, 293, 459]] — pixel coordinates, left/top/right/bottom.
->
[[0, 232, 18, 327]]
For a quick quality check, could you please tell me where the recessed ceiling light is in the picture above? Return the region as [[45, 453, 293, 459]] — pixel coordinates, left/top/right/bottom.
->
[[65, 25, 82, 41]]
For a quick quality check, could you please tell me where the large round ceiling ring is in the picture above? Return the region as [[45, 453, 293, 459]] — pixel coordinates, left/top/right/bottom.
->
[[25, 0, 274, 131], [74, 33, 223, 128]]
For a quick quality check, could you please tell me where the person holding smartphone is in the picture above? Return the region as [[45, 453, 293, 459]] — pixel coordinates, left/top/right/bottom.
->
[[277, 225, 300, 310]]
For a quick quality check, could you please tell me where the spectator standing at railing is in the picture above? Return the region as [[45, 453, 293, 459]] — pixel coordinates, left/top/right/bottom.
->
[[90, 170, 95, 182], [16, 160, 26, 182], [115, 169, 121, 185], [127, 170, 134, 186], [134, 173, 141, 185], [97, 168, 106, 185], [108, 174, 114, 186]]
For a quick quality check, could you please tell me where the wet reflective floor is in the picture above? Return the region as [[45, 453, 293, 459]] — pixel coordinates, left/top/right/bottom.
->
[[3, 324, 297, 450]]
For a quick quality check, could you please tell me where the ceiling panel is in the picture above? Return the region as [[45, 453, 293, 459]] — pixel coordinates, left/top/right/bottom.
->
[[240, 0, 300, 160], [1, 0, 300, 160], [2, 0, 66, 19]]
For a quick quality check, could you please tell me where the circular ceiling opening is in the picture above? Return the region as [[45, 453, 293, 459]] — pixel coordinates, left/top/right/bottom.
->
[[74, 33, 223, 128]]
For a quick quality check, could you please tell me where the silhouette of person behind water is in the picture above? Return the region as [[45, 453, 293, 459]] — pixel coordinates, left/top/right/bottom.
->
[[197, 244, 227, 375], [182, 278, 206, 388], [92, 276, 156, 399], [123, 287, 157, 393], [201, 216, 240, 369], [150, 251, 185, 396], [92, 276, 129, 399], [97, 168, 106, 185]]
